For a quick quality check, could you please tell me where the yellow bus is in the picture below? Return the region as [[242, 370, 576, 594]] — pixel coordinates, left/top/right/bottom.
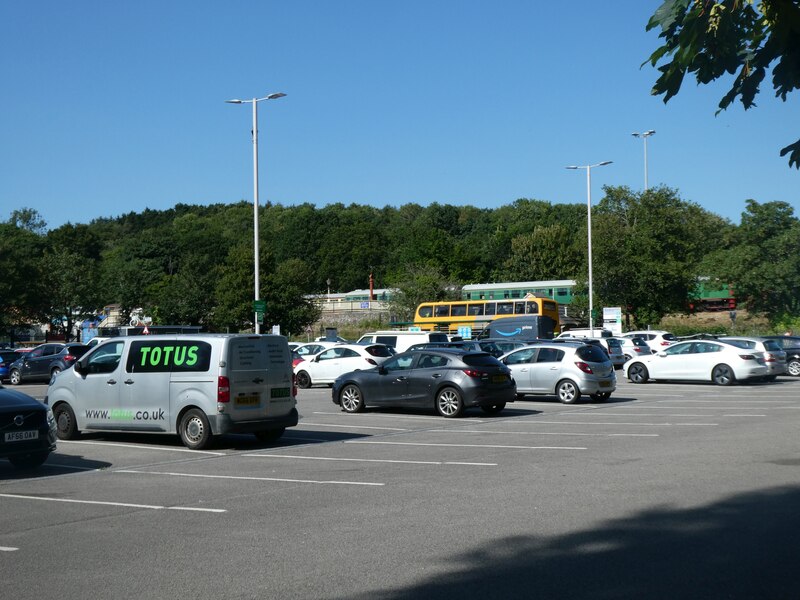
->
[[414, 295, 560, 334]]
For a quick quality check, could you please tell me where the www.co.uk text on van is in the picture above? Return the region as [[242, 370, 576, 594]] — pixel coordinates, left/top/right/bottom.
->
[[44, 334, 297, 450]]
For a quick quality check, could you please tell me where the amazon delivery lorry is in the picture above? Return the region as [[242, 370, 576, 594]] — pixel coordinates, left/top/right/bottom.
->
[[45, 334, 298, 450]]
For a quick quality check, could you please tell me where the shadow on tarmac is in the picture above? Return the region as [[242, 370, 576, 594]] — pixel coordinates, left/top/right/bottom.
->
[[342, 485, 800, 599]]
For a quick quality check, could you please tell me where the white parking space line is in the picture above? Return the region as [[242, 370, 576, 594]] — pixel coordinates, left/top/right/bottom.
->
[[641, 405, 784, 410], [0, 546, 19, 552], [58, 439, 226, 456], [300, 422, 408, 431], [312, 411, 485, 423], [244, 454, 497, 466], [528, 420, 718, 426], [0, 493, 226, 513], [284, 435, 337, 443], [346, 441, 587, 450], [440, 429, 659, 438], [117, 469, 385, 487], [724, 414, 767, 417]]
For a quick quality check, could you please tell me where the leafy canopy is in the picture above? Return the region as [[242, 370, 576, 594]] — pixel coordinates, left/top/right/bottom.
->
[[646, 0, 800, 167]]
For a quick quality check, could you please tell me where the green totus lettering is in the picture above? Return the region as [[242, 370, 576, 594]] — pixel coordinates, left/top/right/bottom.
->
[[139, 347, 151, 366], [149, 346, 162, 366], [174, 346, 187, 365], [162, 346, 175, 364], [186, 346, 198, 366]]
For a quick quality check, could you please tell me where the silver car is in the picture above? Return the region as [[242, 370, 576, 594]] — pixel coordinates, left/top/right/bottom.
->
[[500, 343, 616, 404], [718, 337, 787, 380]]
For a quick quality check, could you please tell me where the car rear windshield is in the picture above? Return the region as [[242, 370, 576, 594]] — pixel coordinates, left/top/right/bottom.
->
[[68, 345, 91, 357], [724, 339, 755, 349], [366, 345, 394, 357], [575, 346, 608, 362], [606, 338, 621, 348], [462, 353, 502, 367], [663, 333, 677, 341], [632, 338, 649, 347], [763, 340, 782, 351]]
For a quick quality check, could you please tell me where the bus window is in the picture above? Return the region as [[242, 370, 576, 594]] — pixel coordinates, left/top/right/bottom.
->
[[525, 301, 540, 314], [497, 302, 513, 315], [418, 305, 433, 318], [514, 301, 526, 314], [434, 305, 450, 317], [451, 304, 467, 317], [544, 300, 558, 312], [485, 302, 496, 316], [468, 304, 484, 316]]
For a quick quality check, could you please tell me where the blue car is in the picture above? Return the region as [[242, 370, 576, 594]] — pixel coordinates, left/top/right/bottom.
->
[[0, 350, 21, 382]]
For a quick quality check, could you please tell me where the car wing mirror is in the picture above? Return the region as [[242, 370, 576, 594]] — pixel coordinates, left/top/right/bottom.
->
[[378, 365, 388, 375], [657, 351, 667, 357]]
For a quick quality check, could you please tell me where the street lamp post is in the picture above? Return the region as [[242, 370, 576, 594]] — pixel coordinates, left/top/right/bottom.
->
[[631, 130, 655, 191], [565, 161, 613, 336], [226, 92, 286, 333]]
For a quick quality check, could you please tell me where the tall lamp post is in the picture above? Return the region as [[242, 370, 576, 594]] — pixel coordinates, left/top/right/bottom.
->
[[631, 130, 655, 191], [565, 161, 613, 335], [226, 92, 286, 333]]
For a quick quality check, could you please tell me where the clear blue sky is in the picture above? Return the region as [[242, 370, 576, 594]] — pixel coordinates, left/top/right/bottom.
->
[[2, 1, 797, 230]]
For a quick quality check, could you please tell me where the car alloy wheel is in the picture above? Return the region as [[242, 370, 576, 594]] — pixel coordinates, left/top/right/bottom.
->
[[340, 384, 365, 413]]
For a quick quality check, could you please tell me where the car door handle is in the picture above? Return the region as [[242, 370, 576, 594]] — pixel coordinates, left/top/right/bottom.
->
[[395, 376, 407, 381], [123, 379, 134, 385], [431, 373, 442, 378], [107, 379, 118, 385]]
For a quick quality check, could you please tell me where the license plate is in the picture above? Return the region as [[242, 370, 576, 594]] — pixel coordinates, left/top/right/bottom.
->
[[5, 430, 38, 442], [599, 381, 611, 388], [235, 394, 260, 407], [492, 374, 507, 383], [270, 387, 291, 399]]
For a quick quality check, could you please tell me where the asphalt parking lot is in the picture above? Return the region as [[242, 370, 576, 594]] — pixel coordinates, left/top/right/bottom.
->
[[3, 377, 800, 599]]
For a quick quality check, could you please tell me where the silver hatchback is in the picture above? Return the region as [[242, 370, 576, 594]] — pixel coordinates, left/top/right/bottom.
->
[[718, 337, 787, 380], [500, 343, 616, 404]]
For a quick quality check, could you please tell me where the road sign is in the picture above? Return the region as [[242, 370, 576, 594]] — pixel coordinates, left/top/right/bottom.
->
[[253, 300, 266, 313]]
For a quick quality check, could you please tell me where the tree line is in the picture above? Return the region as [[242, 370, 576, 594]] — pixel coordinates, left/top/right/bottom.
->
[[1, 186, 798, 341]]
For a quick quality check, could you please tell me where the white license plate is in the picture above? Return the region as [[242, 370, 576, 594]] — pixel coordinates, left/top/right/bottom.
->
[[5, 430, 38, 442]]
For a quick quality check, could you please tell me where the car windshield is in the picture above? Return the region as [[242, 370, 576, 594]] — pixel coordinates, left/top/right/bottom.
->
[[575, 346, 608, 362]]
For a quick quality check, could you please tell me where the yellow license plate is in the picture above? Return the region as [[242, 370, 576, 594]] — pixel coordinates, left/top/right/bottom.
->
[[236, 394, 260, 407], [492, 374, 507, 383], [599, 381, 611, 388]]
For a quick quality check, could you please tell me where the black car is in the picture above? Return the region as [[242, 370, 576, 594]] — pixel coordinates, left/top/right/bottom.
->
[[332, 349, 515, 418], [0, 388, 57, 469], [761, 336, 800, 376], [8, 343, 91, 385]]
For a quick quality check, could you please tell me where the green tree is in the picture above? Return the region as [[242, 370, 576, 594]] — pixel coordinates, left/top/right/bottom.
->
[[40, 249, 101, 341], [262, 258, 321, 336], [503, 224, 583, 282], [646, 0, 800, 167], [386, 264, 462, 322], [0, 216, 48, 336], [701, 199, 800, 323]]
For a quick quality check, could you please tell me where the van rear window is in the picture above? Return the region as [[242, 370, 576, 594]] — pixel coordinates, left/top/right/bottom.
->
[[127, 341, 213, 373]]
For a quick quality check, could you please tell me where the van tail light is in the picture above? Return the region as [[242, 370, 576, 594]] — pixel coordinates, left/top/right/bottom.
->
[[217, 376, 230, 403], [366, 358, 377, 365], [292, 373, 298, 398], [575, 362, 594, 374]]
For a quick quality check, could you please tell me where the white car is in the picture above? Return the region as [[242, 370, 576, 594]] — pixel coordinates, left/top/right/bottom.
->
[[293, 341, 341, 361], [295, 344, 393, 388], [718, 337, 787, 380], [623, 339, 768, 386], [622, 330, 677, 353], [616, 336, 652, 361]]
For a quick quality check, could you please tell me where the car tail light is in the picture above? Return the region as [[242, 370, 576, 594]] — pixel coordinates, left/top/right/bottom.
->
[[738, 354, 757, 361], [217, 376, 230, 402], [64, 354, 77, 363], [366, 358, 377, 365], [635, 348, 644, 353], [575, 362, 594, 374], [763, 353, 776, 362], [463, 369, 487, 379], [660, 341, 670, 346]]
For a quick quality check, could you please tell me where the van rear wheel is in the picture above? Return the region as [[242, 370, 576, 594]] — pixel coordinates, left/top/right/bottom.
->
[[179, 409, 213, 450], [254, 428, 285, 444]]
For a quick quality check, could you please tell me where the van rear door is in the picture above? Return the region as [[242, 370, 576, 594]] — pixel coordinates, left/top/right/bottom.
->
[[227, 336, 294, 421]]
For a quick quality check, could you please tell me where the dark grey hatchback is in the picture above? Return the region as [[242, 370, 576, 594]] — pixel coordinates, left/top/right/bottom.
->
[[332, 350, 516, 418], [0, 388, 57, 469]]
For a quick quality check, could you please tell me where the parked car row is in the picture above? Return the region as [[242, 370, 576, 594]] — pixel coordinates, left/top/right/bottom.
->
[[3, 343, 91, 385]]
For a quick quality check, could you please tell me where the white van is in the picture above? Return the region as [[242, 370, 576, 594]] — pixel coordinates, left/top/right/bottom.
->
[[556, 328, 613, 340], [45, 334, 297, 450], [356, 330, 449, 353]]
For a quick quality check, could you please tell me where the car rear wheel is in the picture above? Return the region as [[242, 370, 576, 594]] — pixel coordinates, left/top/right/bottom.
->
[[8, 451, 50, 469], [296, 370, 312, 389], [787, 359, 800, 377], [9, 368, 21, 385], [179, 408, 213, 450], [556, 379, 580, 404], [436, 387, 464, 418], [254, 428, 285, 443], [340, 384, 365, 413], [51, 366, 62, 378], [628, 363, 649, 384], [54, 403, 79, 440], [712, 364, 735, 386], [590, 392, 611, 402]]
